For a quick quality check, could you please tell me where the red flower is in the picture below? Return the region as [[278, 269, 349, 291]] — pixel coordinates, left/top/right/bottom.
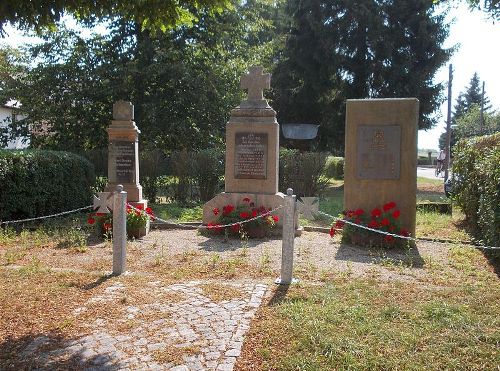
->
[[399, 228, 409, 237], [95, 213, 105, 216], [231, 224, 241, 233], [136, 204, 144, 210], [272, 215, 279, 223], [222, 205, 235, 215], [240, 212, 250, 219], [87, 217, 96, 225], [371, 208, 382, 218], [346, 210, 355, 218], [368, 219, 378, 228], [392, 210, 400, 219], [384, 235, 394, 243], [329, 227, 336, 237], [213, 207, 220, 216], [354, 218, 361, 224], [354, 208, 364, 216], [104, 223, 112, 231], [335, 220, 345, 229], [380, 217, 390, 226], [252, 210, 257, 218], [243, 197, 251, 203], [383, 202, 397, 211]]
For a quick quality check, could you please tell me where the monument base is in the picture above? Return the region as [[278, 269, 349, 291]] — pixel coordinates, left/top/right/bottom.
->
[[105, 182, 143, 203], [202, 192, 300, 233]]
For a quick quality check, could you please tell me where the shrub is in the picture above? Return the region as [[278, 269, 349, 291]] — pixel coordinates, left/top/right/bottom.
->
[[279, 148, 329, 196], [0, 150, 95, 221], [140, 149, 168, 202], [323, 156, 344, 179], [169, 151, 195, 204], [452, 133, 500, 246], [192, 148, 224, 202]]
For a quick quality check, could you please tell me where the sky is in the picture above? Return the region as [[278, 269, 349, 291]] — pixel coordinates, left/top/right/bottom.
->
[[1, 3, 499, 151], [419, 3, 500, 150]]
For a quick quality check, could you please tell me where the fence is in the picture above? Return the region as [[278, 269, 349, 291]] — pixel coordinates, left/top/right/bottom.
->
[[2, 187, 499, 279]]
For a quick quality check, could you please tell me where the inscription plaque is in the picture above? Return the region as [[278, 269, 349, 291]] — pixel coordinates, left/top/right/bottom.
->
[[357, 125, 401, 179], [110, 141, 136, 183], [234, 132, 268, 179]]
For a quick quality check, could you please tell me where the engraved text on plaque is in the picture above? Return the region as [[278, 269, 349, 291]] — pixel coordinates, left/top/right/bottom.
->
[[234, 132, 268, 179], [110, 141, 136, 183], [357, 125, 401, 179]]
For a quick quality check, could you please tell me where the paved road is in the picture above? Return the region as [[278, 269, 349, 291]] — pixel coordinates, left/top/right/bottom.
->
[[417, 167, 445, 180]]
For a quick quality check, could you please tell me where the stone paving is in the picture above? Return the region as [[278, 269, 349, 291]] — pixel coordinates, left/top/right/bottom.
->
[[20, 279, 268, 370]]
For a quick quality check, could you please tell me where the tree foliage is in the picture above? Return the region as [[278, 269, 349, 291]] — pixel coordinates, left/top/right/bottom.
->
[[0, 0, 283, 151], [0, 0, 230, 35], [272, 0, 452, 152]]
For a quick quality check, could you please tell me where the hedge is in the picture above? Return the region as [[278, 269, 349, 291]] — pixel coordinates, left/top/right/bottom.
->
[[0, 150, 95, 221], [324, 156, 344, 179], [452, 133, 500, 246]]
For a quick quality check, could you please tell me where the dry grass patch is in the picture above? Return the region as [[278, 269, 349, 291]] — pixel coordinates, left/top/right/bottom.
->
[[152, 344, 201, 365], [200, 283, 244, 302]]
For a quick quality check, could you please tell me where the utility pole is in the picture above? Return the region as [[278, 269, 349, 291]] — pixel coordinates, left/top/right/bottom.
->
[[480, 81, 485, 135], [444, 64, 453, 182]]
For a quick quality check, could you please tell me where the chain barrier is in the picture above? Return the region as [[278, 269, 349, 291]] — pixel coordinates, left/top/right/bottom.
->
[[318, 210, 500, 251], [0, 205, 93, 225], [127, 203, 284, 230]]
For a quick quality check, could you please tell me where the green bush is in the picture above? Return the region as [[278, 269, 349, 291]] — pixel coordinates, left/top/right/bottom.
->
[[453, 133, 500, 246], [279, 149, 329, 197], [192, 148, 224, 202], [140, 149, 168, 202], [324, 156, 344, 179], [0, 150, 95, 221]]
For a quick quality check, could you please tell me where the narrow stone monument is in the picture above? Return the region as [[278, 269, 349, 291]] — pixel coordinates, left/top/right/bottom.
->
[[344, 98, 419, 239], [203, 66, 286, 226], [105, 101, 149, 235]]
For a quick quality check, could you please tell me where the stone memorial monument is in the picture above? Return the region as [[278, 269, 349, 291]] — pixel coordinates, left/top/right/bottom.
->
[[105, 101, 149, 235], [203, 66, 286, 226], [344, 98, 419, 239]]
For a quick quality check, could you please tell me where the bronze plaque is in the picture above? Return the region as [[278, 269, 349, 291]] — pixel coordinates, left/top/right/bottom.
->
[[357, 125, 401, 179], [110, 141, 135, 183], [234, 132, 268, 179]]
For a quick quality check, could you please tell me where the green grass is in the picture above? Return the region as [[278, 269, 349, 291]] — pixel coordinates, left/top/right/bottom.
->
[[245, 277, 500, 370], [152, 202, 203, 222], [417, 176, 444, 185]]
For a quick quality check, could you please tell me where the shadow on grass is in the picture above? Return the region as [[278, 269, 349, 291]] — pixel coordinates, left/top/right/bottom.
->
[[78, 273, 114, 290], [0, 333, 124, 371], [267, 284, 290, 306], [335, 242, 424, 268]]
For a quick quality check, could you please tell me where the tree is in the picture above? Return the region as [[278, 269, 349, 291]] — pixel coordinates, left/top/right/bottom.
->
[[272, 0, 452, 152], [455, 104, 500, 138], [467, 0, 500, 20], [0, 0, 230, 35], [0, 0, 285, 151], [453, 72, 491, 124]]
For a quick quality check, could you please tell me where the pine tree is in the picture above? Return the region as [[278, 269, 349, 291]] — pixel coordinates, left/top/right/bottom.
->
[[453, 72, 491, 123]]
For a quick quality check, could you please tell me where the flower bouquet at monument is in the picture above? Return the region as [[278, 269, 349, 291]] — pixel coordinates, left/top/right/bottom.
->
[[87, 204, 155, 239], [329, 201, 410, 248], [207, 197, 279, 238]]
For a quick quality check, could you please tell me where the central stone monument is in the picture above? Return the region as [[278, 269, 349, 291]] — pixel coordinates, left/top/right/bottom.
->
[[203, 66, 285, 226]]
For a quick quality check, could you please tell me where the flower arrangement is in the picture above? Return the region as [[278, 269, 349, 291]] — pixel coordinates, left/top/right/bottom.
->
[[87, 204, 155, 238], [329, 201, 409, 247], [207, 197, 279, 238]]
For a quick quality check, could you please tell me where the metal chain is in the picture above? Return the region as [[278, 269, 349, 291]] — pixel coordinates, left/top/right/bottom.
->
[[0, 205, 93, 225], [127, 203, 284, 230], [318, 210, 500, 250]]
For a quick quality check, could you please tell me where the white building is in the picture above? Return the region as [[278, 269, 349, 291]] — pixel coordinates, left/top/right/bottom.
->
[[0, 101, 29, 149]]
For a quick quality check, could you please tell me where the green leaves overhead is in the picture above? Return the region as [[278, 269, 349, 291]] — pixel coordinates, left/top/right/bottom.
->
[[0, 0, 231, 35]]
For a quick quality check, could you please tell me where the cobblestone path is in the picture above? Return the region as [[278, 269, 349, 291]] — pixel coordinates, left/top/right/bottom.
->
[[20, 280, 268, 370]]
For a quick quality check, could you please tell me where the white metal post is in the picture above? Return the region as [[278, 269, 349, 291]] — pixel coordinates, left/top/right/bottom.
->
[[113, 184, 127, 275]]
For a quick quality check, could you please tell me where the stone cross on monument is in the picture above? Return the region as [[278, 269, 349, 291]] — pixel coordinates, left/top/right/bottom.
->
[[240, 66, 271, 108]]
